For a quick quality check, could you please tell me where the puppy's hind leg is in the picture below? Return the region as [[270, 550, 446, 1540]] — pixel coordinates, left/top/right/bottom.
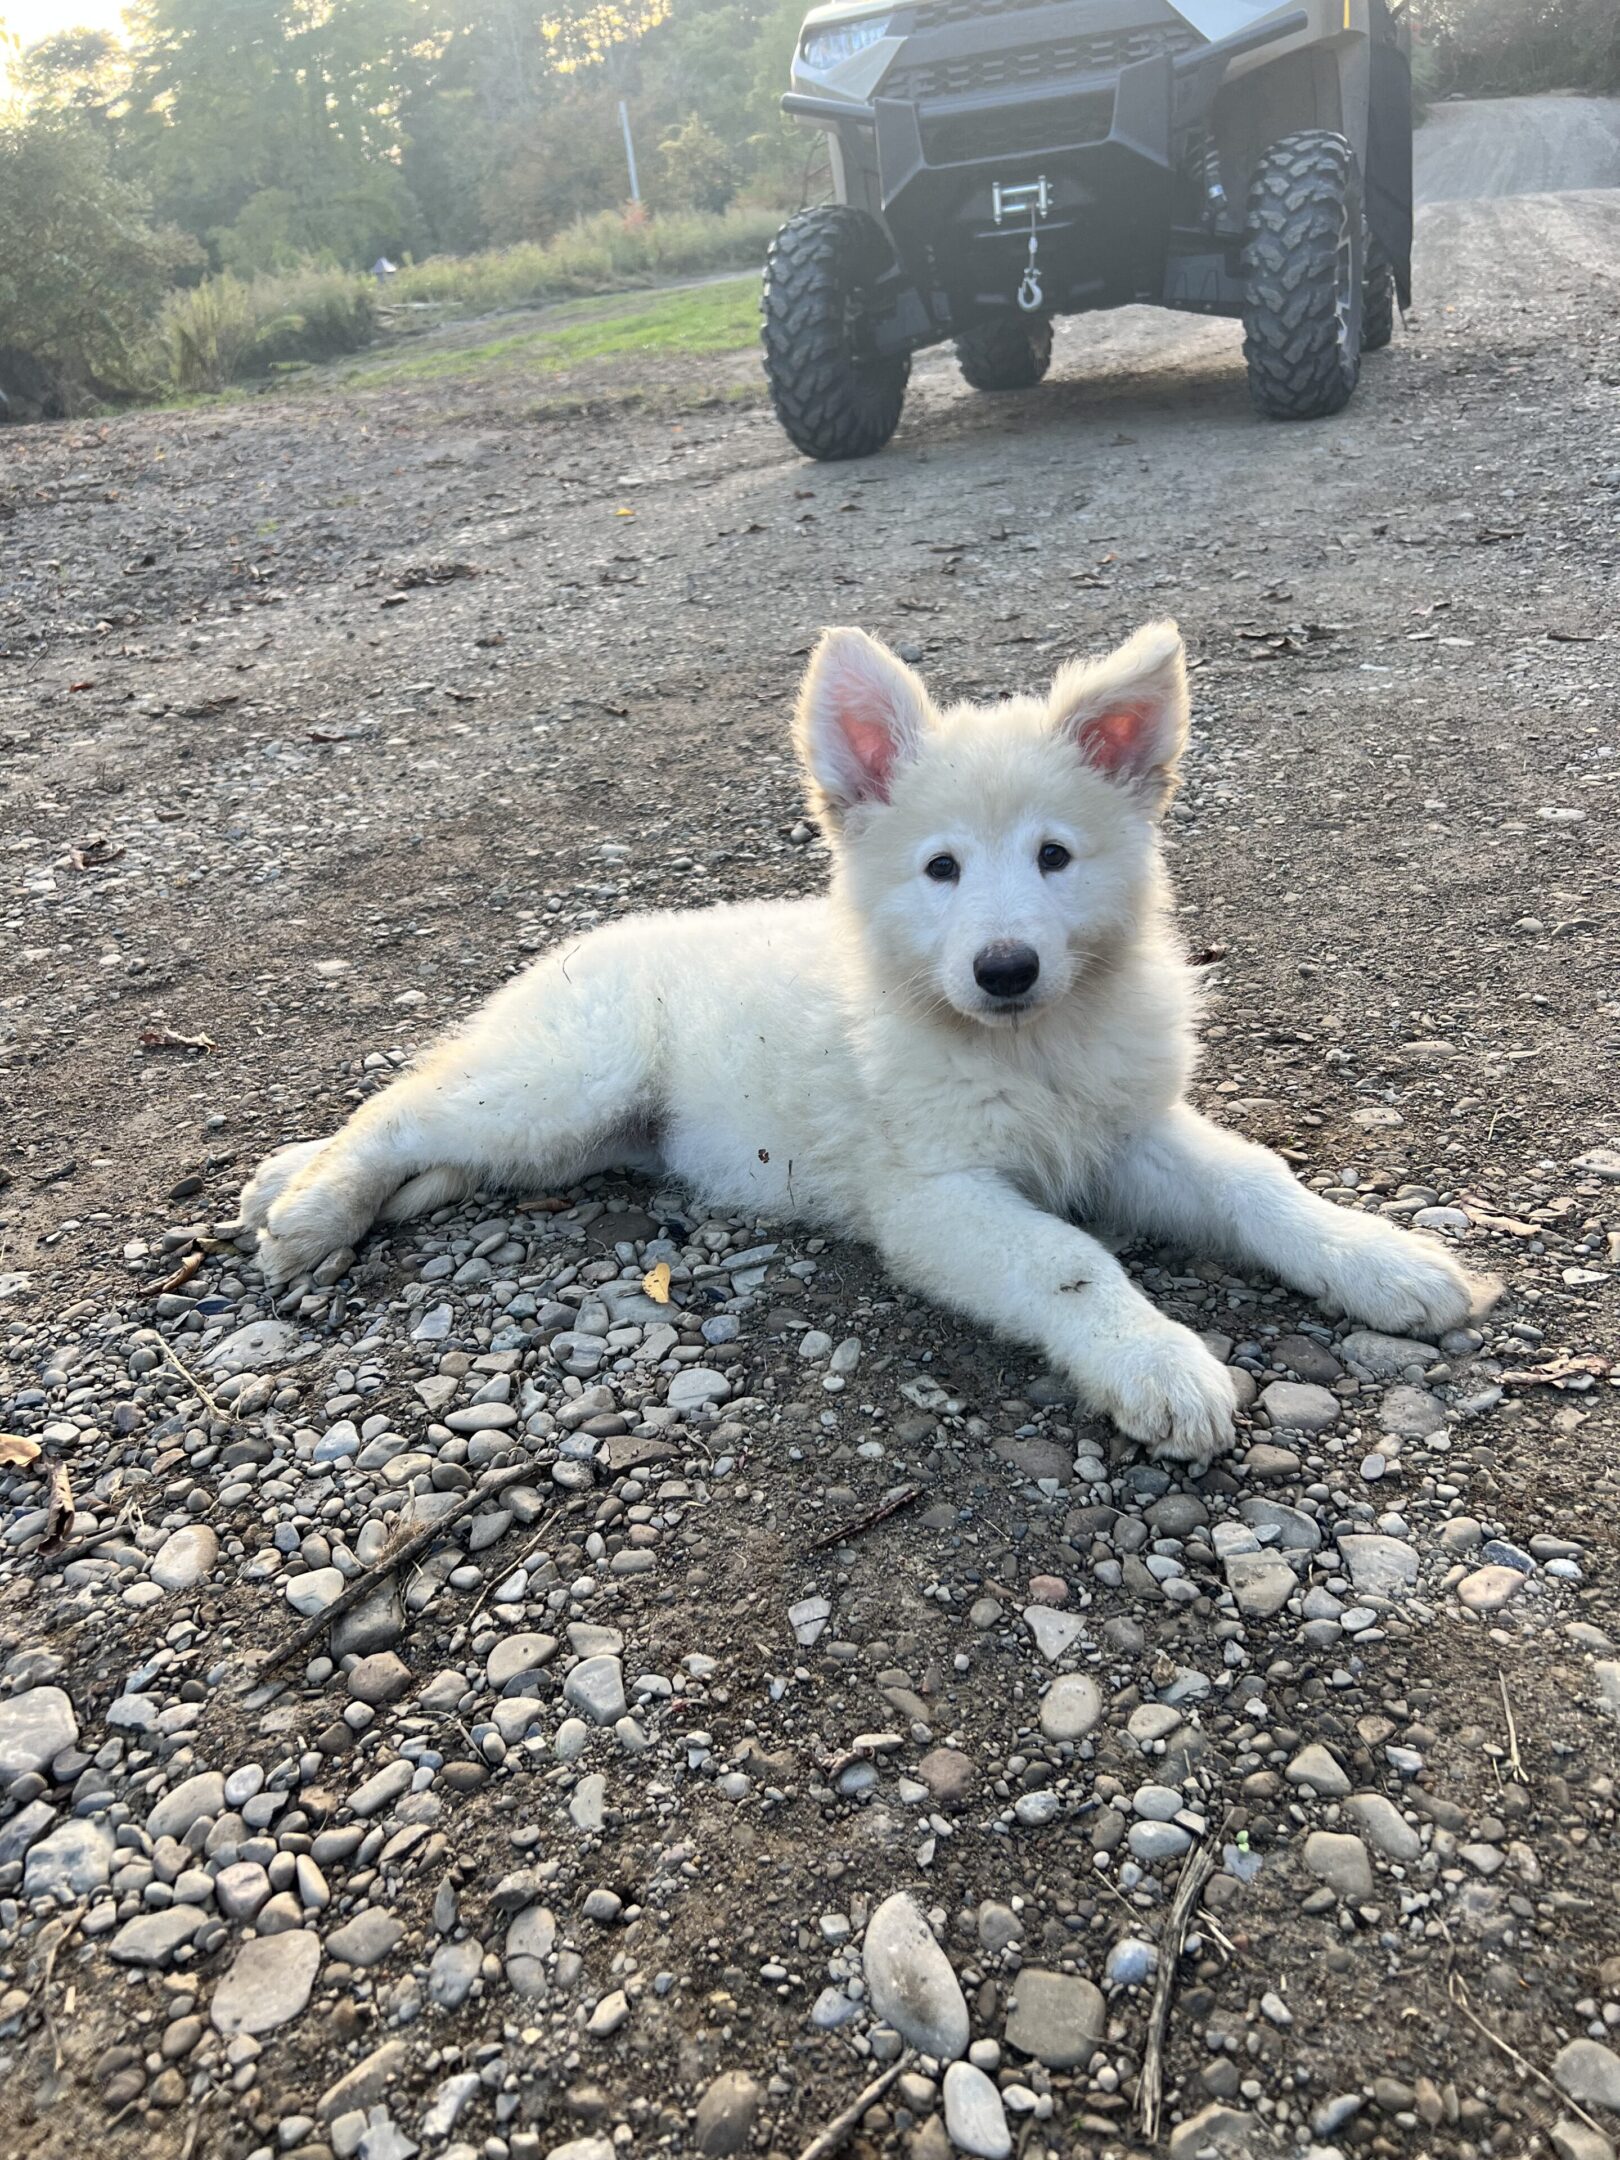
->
[[249, 943, 659, 1283]]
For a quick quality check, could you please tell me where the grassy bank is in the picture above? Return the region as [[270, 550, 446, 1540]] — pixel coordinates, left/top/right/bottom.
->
[[152, 206, 781, 397], [388, 205, 782, 312]]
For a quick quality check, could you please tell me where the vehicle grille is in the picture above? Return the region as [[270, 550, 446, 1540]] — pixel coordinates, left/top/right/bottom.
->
[[921, 87, 1116, 162], [886, 20, 1201, 102]]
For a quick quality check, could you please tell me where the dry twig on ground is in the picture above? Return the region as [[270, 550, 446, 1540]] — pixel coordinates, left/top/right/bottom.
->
[[794, 2059, 907, 2160], [1137, 1836, 1222, 2141], [256, 1459, 533, 1679]]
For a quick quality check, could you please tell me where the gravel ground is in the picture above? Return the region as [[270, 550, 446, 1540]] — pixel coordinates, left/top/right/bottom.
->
[[1415, 95, 1620, 201], [1, 97, 1618, 2160]]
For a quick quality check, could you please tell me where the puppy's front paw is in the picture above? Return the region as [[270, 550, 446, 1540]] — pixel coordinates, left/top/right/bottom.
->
[[1324, 1227, 1500, 1338], [255, 1162, 376, 1285], [240, 1139, 327, 1229], [1096, 1326, 1238, 1470]]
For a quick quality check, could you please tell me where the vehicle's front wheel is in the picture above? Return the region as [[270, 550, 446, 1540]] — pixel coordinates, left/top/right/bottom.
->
[[1242, 129, 1365, 420], [955, 316, 1052, 392], [1361, 234, 1396, 351], [761, 206, 909, 461]]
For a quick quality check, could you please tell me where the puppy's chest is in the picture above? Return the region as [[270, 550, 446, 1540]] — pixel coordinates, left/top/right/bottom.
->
[[908, 1041, 1138, 1188], [982, 1064, 1118, 1171]]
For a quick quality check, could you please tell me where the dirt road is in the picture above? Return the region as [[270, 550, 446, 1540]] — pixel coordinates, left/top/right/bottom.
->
[[1, 96, 1617, 2160], [1415, 91, 1620, 200]]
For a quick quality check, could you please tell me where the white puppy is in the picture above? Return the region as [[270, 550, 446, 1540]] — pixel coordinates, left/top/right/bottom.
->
[[242, 621, 1493, 1464]]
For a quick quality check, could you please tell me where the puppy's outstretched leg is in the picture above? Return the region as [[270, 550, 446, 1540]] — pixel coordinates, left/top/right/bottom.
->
[[241, 943, 658, 1284], [1106, 1105, 1500, 1336], [867, 1170, 1237, 1465]]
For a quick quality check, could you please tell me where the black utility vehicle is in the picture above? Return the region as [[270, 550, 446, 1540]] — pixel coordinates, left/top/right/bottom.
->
[[762, 0, 1412, 458]]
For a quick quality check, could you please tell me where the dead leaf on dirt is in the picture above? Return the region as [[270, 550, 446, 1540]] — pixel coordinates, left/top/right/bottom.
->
[[0, 1434, 42, 1468], [157, 1251, 204, 1294], [1502, 1354, 1610, 1390], [42, 1461, 75, 1550], [641, 1262, 672, 1305], [1458, 1202, 1538, 1238], [69, 835, 124, 870], [140, 1027, 217, 1054], [399, 559, 480, 587], [1236, 623, 1342, 658]]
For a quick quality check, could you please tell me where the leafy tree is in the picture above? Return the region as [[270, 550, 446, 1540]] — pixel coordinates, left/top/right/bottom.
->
[[16, 28, 129, 125], [1423, 0, 1620, 91], [0, 109, 200, 405], [122, 0, 426, 269], [658, 114, 737, 214]]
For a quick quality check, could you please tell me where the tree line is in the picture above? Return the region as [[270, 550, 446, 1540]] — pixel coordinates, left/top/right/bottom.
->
[[1, 0, 814, 409], [11, 0, 808, 275], [1423, 0, 1619, 98]]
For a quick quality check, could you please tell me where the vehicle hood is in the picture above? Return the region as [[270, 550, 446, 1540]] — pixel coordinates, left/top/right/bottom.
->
[[798, 0, 1300, 40]]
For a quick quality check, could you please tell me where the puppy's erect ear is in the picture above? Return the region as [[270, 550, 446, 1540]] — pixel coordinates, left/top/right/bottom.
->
[[1048, 619, 1190, 807], [794, 627, 931, 822]]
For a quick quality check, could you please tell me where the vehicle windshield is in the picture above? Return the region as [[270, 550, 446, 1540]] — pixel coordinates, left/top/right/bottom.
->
[[1168, 0, 1309, 39]]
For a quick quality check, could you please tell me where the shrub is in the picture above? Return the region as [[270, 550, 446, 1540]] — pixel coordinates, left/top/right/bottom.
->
[[158, 265, 375, 393], [0, 109, 199, 408]]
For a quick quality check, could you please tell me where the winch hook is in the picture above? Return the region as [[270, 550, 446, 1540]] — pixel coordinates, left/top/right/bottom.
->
[[1017, 207, 1043, 313]]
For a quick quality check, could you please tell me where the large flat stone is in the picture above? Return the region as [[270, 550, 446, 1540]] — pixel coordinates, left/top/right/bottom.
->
[[0, 1687, 78, 1778], [1258, 1381, 1340, 1434], [1004, 1968, 1105, 2069], [211, 1928, 321, 2036]]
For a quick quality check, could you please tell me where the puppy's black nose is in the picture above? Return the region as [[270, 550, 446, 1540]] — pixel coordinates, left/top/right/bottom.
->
[[974, 941, 1040, 1000]]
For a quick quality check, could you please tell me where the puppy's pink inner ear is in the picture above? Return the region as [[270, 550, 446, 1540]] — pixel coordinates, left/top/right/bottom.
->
[[838, 693, 901, 801], [1078, 702, 1152, 777]]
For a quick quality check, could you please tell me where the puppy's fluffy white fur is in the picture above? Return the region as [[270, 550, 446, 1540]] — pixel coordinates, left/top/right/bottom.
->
[[242, 622, 1494, 1463]]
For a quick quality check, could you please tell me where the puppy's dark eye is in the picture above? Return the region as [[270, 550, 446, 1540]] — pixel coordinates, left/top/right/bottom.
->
[[1038, 842, 1072, 873], [924, 853, 960, 883]]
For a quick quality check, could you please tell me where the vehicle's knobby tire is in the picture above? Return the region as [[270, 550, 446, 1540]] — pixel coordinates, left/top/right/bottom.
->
[[954, 316, 1053, 392], [1362, 234, 1396, 352], [761, 206, 909, 461], [1242, 130, 1365, 420]]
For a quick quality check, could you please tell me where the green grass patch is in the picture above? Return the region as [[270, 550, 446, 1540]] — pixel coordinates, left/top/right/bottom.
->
[[345, 276, 760, 390]]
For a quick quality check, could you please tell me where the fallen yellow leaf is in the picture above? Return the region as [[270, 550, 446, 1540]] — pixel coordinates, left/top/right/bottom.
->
[[0, 1434, 42, 1468], [641, 1262, 672, 1305]]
